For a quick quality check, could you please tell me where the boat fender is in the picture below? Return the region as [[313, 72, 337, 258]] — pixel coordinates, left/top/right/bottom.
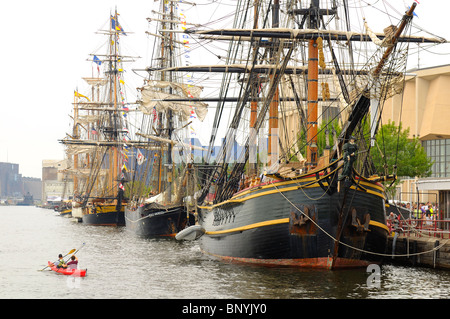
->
[[175, 225, 205, 241]]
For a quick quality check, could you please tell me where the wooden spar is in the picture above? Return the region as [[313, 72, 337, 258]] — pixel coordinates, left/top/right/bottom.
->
[[306, 39, 318, 169], [373, 3, 417, 77], [185, 28, 445, 43], [145, 64, 397, 76]]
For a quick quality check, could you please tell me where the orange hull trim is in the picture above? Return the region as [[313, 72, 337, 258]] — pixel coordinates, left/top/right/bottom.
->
[[205, 251, 374, 269]]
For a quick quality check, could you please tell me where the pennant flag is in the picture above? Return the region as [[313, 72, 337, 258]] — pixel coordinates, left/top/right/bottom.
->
[[74, 91, 90, 101], [137, 149, 145, 165], [122, 163, 128, 172]]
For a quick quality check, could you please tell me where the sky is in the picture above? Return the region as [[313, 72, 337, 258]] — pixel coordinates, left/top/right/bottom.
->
[[0, 0, 449, 179]]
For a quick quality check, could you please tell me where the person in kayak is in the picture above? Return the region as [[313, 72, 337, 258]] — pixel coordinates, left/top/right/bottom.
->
[[52, 254, 67, 269], [66, 255, 78, 269]]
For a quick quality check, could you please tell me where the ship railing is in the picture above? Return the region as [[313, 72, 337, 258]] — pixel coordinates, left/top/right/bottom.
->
[[388, 218, 450, 239]]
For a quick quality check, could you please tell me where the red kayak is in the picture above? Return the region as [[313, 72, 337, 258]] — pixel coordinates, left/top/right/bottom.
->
[[47, 262, 87, 277]]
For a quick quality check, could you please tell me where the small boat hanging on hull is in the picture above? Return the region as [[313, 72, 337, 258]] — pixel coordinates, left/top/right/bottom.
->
[[176, 224, 205, 241]]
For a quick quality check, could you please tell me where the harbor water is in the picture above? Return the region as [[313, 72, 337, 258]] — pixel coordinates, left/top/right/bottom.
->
[[1, 205, 450, 300]]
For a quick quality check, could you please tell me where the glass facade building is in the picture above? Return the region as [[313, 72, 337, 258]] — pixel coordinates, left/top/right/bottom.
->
[[422, 139, 450, 178]]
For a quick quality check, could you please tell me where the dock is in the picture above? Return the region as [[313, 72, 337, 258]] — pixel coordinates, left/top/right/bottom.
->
[[386, 218, 450, 270]]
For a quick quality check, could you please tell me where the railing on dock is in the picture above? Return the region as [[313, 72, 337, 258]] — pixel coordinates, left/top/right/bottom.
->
[[387, 217, 450, 239]]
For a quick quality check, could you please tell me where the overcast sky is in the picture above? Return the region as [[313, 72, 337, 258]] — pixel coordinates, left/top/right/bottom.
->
[[0, 0, 449, 179]]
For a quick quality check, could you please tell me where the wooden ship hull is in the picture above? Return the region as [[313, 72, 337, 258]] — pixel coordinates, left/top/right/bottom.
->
[[82, 202, 126, 226], [125, 204, 194, 237], [197, 167, 389, 269]]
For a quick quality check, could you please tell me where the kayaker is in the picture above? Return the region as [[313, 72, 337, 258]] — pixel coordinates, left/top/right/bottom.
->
[[67, 255, 78, 269], [52, 254, 67, 269]]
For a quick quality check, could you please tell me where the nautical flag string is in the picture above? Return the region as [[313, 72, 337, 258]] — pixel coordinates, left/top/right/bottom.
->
[[111, 15, 127, 35], [180, 6, 197, 138]]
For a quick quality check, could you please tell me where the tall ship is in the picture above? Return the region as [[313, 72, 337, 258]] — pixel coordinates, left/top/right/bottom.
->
[[173, 1, 447, 268], [124, 1, 207, 237], [61, 10, 138, 226]]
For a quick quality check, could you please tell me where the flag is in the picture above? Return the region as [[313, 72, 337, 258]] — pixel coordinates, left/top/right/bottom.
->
[[91, 127, 98, 135], [93, 55, 102, 73], [93, 55, 102, 66], [111, 16, 126, 35], [152, 106, 158, 121], [74, 91, 90, 101], [137, 149, 145, 165]]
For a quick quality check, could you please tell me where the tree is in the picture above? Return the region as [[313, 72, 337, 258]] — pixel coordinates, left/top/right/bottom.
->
[[370, 120, 432, 194]]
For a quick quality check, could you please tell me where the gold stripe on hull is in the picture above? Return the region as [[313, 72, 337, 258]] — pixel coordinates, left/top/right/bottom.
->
[[204, 218, 389, 236]]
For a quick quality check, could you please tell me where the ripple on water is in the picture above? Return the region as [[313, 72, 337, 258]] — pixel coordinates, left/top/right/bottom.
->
[[2, 206, 450, 299]]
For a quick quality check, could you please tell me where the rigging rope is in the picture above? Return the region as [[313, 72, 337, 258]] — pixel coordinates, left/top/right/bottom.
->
[[274, 184, 449, 258]]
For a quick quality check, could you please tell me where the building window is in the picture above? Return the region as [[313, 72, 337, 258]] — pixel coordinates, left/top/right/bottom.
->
[[423, 139, 450, 177]]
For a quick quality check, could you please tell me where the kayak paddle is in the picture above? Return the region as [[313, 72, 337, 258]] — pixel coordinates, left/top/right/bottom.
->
[[64, 243, 86, 264], [38, 248, 76, 271]]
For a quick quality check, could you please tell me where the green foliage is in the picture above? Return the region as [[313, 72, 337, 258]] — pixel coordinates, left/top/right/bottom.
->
[[297, 119, 342, 158], [370, 120, 432, 178], [125, 180, 153, 198]]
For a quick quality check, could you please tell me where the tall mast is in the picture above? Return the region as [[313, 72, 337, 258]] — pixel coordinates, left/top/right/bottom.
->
[[73, 92, 79, 194], [306, 0, 320, 170], [166, 0, 175, 203], [113, 9, 119, 199], [248, 0, 259, 175], [268, 0, 280, 168]]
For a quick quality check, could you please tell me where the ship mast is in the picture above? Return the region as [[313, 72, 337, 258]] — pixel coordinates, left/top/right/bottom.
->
[[268, 0, 280, 168], [109, 9, 120, 199], [248, 0, 259, 176], [305, 0, 320, 170]]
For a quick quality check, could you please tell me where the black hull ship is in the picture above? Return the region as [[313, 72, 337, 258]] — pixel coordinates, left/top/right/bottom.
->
[[124, 1, 207, 238], [197, 170, 388, 268], [174, 1, 445, 269], [82, 200, 126, 226], [126, 204, 194, 237]]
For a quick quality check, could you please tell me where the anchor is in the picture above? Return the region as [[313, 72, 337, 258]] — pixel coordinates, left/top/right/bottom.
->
[[351, 208, 371, 232]]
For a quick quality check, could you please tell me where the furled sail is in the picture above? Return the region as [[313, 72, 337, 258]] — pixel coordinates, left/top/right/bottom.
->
[[139, 80, 208, 121]]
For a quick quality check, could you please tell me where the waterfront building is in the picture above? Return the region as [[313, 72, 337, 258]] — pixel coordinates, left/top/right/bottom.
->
[[382, 64, 450, 224], [0, 162, 42, 203], [42, 159, 73, 205]]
